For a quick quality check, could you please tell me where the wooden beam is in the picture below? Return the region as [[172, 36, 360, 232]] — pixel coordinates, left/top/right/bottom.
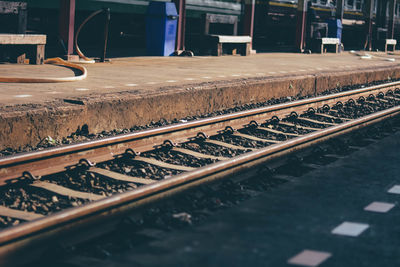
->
[[364, 0, 374, 50], [388, 0, 397, 39], [243, 0, 255, 40], [59, 0, 76, 56], [173, 0, 186, 51], [295, 0, 307, 52], [0, 34, 46, 45]]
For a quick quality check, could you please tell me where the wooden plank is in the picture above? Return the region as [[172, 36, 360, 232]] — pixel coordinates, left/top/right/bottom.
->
[[173, 147, 228, 161], [205, 13, 237, 25], [386, 39, 397, 45], [278, 122, 321, 131], [0, 206, 44, 221], [257, 126, 300, 137], [0, 34, 47, 45], [314, 112, 351, 121], [31, 181, 104, 201], [35, 44, 45, 65], [210, 35, 251, 43], [321, 38, 340, 44], [89, 167, 155, 185], [297, 117, 337, 126], [232, 132, 281, 143], [244, 42, 251, 56], [16, 53, 26, 64], [205, 139, 255, 151], [134, 156, 196, 172]]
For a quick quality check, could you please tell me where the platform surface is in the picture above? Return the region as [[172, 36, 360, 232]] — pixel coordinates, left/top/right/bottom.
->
[[0, 52, 399, 106]]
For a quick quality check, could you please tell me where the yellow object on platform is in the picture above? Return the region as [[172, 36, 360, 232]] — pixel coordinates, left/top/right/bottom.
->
[[0, 57, 87, 83]]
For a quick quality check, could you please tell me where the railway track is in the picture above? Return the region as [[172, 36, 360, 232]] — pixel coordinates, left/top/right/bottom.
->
[[2, 81, 400, 266]]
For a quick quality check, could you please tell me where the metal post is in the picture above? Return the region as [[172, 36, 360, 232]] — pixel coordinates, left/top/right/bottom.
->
[[336, 0, 344, 20], [59, 0, 76, 58], [17, 4, 27, 34], [173, 0, 186, 51], [100, 8, 110, 62], [388, 0, 396, 39], [243, 0, 256, 39], [364, 0, 374, 50], [376, 0, 387, 28], [295, 0, 307, 52]]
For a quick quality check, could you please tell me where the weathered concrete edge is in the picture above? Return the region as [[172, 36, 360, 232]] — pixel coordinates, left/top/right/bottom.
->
[[1, 66, 400, 150]]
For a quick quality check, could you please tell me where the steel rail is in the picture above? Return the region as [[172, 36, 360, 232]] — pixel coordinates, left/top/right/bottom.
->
[[1, 81, 399, 183], [0, 103, 399, 266]]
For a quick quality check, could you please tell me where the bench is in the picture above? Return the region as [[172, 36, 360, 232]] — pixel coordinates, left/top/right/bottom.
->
[[203, 13, 251, 56], [320, 38, 340, 54], [385, 39, 397, 53], [0, 34, 46, 64]]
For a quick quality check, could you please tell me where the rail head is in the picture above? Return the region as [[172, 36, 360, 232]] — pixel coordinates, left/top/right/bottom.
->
[[1, 80, 399, 169], [0, 104, 399, 247]]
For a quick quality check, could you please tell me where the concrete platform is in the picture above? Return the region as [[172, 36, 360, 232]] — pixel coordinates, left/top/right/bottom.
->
[[1, 52, 400, 149]]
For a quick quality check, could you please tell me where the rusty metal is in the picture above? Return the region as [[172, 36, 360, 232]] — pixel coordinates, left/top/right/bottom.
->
[[0, 103, 399, 267], [0, 81, 400, 265], [2, 81, 398, 185], [100, 8, 110, 62]]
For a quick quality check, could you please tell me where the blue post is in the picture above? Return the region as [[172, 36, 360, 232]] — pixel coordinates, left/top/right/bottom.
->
[[146, 2, 179, 56]]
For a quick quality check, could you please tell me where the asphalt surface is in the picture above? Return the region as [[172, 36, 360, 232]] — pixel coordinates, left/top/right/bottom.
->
[[47, 124, 400, 267]]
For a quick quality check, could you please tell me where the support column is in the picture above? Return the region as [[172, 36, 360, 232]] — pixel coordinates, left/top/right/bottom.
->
[[388, 0, 396, 39], [364, 0, 374, 50], [243, 0, 256, 47], [173, 0, 186, 51], [336, 0, 344, 20], [17, 4, 27, 34], [59, 0, 76, 57], [295, 0, 307, 52], [376, 0, 387, 29]]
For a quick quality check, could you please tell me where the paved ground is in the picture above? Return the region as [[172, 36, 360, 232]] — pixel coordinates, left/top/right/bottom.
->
[[56, 127, 400, 267], [0, 52, 399, 106]]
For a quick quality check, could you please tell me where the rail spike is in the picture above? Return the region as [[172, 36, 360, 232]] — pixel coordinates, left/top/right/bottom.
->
[[307, 107, 316, 115], [322, 104, 330, 112], [347, 99, 356, 105], [335, 101, 343, 108], [288, 111, 298, 119], [78, 158, 95, 167], [155, 140, 177, 150], [196, 132, 209, 140], [221, 126, 236, 134], [247, 120, 259, 128], [125, 148, 140, 158], [22, 171, 40, 181], [270, 116, 280, 124]]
